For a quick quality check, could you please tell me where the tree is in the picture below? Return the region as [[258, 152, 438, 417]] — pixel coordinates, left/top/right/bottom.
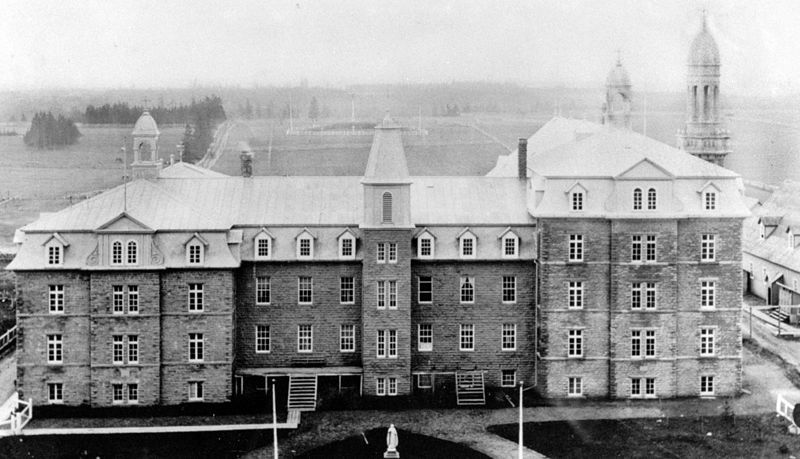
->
[[308, 97, 320, 124], [23, 111, 81, 149]]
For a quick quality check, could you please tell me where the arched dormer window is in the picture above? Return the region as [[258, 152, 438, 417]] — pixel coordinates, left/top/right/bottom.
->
[[382, 192, 393, 223], [111, 240, 123, 265], [633, 188, 642, 210], [647, 188, 657, 210], [126, 240, 138, 265]]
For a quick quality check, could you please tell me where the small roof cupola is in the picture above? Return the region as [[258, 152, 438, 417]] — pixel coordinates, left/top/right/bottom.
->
[[361, 112, 412, 228], [601, 54, 632, 129], [131, 110, 163, 180]]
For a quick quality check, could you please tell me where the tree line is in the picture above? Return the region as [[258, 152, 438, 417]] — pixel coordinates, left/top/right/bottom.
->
[[83, 96, 226, 126], [23, 112, 81, 149]]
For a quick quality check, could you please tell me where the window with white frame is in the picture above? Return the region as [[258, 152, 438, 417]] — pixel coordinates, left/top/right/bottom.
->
[[128, 285, 139, 313], [502, 276, 516, 303], [189, 381, 204, 401], [128, 335, 138, 364], [113, 335, 124, 364], [113, 285, 124, 313], [460, 234, 476, 258], [700, 280, 716, 308], [631, 282, 642, 309], [339, 234, 355, 259], [633, 188, 643, 210], [297, 236, 313, 259], [418, 235, 434, 258], [388, 280, 397, 308], [112, 383, 124, 403], [460, 276, 475, 303], [49, 285, 64, 313], [418, 276, 432, 303], [297, 325, 313, 353], [388, 330, 397, 357], [255, 325, 270, 353], [501, 370, 516, 387], [340, 324, 355, 352], [631, 235, 642, 262], [568, 377, 583, 397], [418, 324, 432, 351], [256, 276, 271, 305], [645, 235, 656, 261], [187, 243, 203, 264], [647, 188, 657, 210], [255, 234, 271, 259], [111, 240, 123, 265], [568, 281, 583, 309], [631, 377, 656, 398], [388, 377, 398, 396], [188, 283, 204, 312], [568, 329, 583, 357], [460, 324, 474, 351], [644, 282, 656, 309], [47, 243, 63, 266], [377, 243, 386, 263], [377, 280, 397, 309], [376, 377, 386, 396], [188, 333, 204, 362], [128, 384, 139, 404], [126, 240, 138, 265], [704, 191, 717, 210], [568, 234, 583, 262], [701, 234, 716, 261], [376, 329, 397, 358], [48, 382, 63, 404], [700, 375, 714, 396], [382, 192, 393, 223], [298, 276, 313, 304], [645, 330, 656, 357], [47, 334, 62, 364], [700, 327, 715, 356], [571, 191, 584, 211], [340, 277, 354, 304], [388, 243, 397, 262], [501, 323, 516, 350], [502, 234, 519, 258], [631, 329, 642, 358]]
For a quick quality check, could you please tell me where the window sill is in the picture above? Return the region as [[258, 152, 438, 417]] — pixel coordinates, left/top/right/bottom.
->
[[339, 350, 355, 353], [255, 351, 270, 354], [418, 348, 432, 352]]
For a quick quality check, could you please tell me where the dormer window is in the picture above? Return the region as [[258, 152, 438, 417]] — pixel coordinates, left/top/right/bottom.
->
[[185, 233, 208, 265], [47, 245, 62, 266], [417, 229, 435, 259], [571, 192, 584, 211], [647, 188, 657, 210], [126, 241, 138, 265], [499, 228, 519, 259], [44, 233, 68, 266], [382, 192, 393, 223], [458, 229, 477, 259], [254, 229, 274, 260], [338, 229, 357, 260], [296, 228, 315, 260], [704, 191, 717, 210], [633, 188, 642, 210], [112, 240, 123, 265]]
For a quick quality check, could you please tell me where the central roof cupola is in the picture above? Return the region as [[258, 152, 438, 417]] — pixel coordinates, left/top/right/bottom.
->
[[601, 53, 633, 129], [361, 113, 413, 228], [131, 110, 163, 180]]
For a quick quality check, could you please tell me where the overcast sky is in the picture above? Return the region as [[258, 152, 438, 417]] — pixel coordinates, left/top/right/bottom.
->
[[2, 0, 800, 94]]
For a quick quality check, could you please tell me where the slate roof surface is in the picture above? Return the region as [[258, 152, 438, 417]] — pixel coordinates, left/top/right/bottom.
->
[[744, 181, 800, 273]]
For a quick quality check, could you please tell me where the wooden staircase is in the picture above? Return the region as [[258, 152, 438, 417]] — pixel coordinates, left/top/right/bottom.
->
[[287, 375, 318, 411], [0, 326, 16, 357], [456, 371, 486, 406], [769, 308, 790, 323]]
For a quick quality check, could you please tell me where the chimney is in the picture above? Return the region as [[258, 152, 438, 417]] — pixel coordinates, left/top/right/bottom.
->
[[240, 150, 253, 178], [518, 138, 528, 179]]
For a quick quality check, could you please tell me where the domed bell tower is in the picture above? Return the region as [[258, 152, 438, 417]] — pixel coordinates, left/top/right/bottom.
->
[[602, 54, 633, 129], [131, 111, 163, 180], [677, 13, 731, 166]]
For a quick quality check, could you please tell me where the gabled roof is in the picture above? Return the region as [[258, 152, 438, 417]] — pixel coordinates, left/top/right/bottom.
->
[[254, 227, 275, 239], [295, 227, 317, 240], [564, 181, 588, 195], [456, 227, 477, 240], [184, 232, 209, 247], [43, 232, 69, 247], [697, 181, 721, 193], [497, 227, 518, 239], [96, 212, 154, 233], [337, 227, 358, 239], [615, 158, 674, 180], [759, 216, 782, 226], [415, 227, 436, 239], [744, 181, 800, 273]]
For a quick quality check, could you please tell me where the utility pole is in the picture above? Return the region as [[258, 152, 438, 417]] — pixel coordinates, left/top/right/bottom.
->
[[518, 380, 524, 459], [271, 380, 278, 459]]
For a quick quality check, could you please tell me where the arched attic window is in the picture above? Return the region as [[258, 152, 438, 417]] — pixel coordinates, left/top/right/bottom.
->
[[633, 188, 643, 210], [112, 240, 123, 265], [647, 188, 657, 210], [382, 192, 393, 223], [127, 240, 138, 264]]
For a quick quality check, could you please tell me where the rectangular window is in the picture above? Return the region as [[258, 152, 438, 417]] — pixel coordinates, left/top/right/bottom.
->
[[460, 324, 474, 351], [256, 276, 271, 305], [112, 384, 124, 403], [646, 377, 655, 396], [501, 370, 516, 387], [700, 328, 715, 356], [127, 285, 139, 313], [631, 329, 641, 358], [388, 377, 398, 396], [376, 377, 386, 396], [188, 283, 204, 312], [631, 283, 642, 309], [631, 378, 641, 397], [568, 234, 584, 262], [340, 277, 354, 304], [631, 235, 642, 262], [340, 238, 353, 258], [388, 329, 397, 358], [298, 277, 313, 304], [257, 238, 270, 258], [112, 285, 124, 314], [568, 281, 583, 309], [568, 377, 582, 397], [417, 374, 433, 389], [503, 237, 518, 257], [501, 323, 516, 350], [377, 329, 386, 358], [377, 329, 397, 358], [645, 330, 656, 357], [631, 378, 656, 398], [645, 283, 656, 309], [377, 243, 386, 263], [700, 375, 715, 396], [568, 329, 583, 357], [128, 384, 139, 404], [419, 238, 432, 257], [645, 235, 657, 262], [388, 280, 397, 309], [299, 238, 311, 257], [47, 334, 62, 364], [256, 325, 271, 353], [701, 234, 716, 261], [188, 333, 204, 362], [377, 281, 386, 309], [388, 243, 397, 263], [700, 280, 716, 308], [461, 238, 474, 257], [48, 246, 61, 265], [112, 335, 124, 364], [418, 276, 432, 303], [48, 382, 63, 404], [49, 285, 64, 313], [460, 276, 475, 303], [128, 335, 139, 364], [704, 192, 716, 210], [340, 324, 355, 352], [189, 381, 204, 401], [572, 192, 583, 211], [297, 325, 313, 353], [502, 276, 516, 303], [418, 324, 432, 351], [188, 245, 202, 264]]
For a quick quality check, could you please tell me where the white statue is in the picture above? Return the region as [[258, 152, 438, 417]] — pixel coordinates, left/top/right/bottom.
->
[[386, 424, 399, 454]]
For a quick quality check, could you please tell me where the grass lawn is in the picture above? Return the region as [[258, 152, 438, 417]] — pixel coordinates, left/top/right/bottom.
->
[[297, 428, 490, 458], [489, 413, 800, 458]]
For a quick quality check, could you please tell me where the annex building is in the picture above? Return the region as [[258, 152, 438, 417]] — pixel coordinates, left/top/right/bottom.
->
[[8, 16, 749, 409]]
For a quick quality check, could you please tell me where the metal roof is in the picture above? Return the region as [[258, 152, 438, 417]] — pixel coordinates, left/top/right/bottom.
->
[[744, 181, 800, 273], [362, 114, 410, 183]]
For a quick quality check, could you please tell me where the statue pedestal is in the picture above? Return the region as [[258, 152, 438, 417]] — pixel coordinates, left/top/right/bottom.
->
[[383, 451, 400, 458]]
